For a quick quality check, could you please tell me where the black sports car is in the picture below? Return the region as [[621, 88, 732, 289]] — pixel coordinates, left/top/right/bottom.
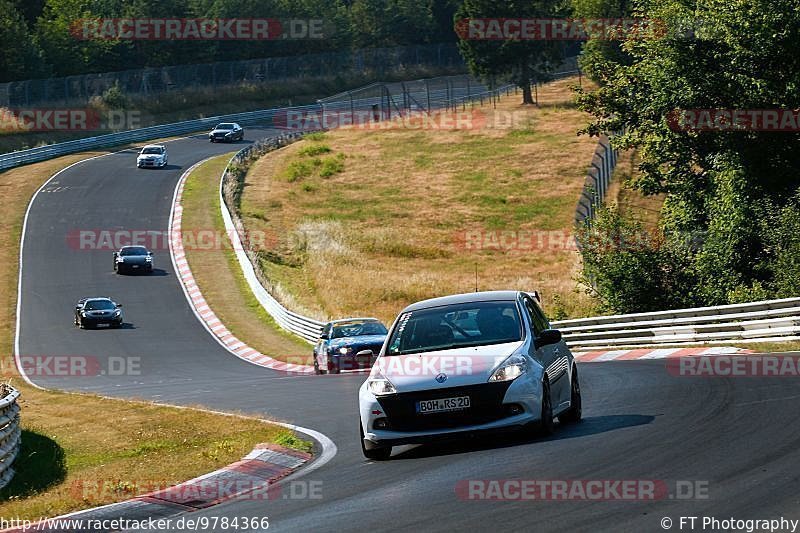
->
[[314, 318, 388, 374], [113, 245, 153, 274], [209, 122, 245, 143], [74, 297, 123, 329]]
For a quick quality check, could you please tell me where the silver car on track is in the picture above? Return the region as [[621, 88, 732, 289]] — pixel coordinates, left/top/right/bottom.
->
[[358, 290, 582, 460]]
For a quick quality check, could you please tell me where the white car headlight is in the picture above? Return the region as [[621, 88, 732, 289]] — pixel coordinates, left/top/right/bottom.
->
[[367, 377, 396, 396], [113, 310, 121, 317], [338, 346, 351, 355], [489, 354, 527, 382]]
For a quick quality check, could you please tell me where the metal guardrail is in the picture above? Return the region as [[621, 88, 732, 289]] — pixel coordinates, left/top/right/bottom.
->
[[575, 134, 618, 227], [0, 106, 324, 172], [0, 385, 21, 490], [219, 134, 325, 344], [553, 298, 800, 350]]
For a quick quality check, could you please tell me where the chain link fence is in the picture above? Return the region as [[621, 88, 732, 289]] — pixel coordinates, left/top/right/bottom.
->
[[319, 55, 580, 119], [0, 43, 464, 108]]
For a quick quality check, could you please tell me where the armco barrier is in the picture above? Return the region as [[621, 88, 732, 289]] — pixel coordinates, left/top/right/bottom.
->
[[574, 134, 619, 227], [0, 385, 21, 490], [0, 106, 321, 172]]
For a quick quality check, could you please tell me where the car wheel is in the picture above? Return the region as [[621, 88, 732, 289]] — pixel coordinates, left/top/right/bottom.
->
[[74, 315, 79, 327], [112, 321, 122, 329], [328, 358, 341, 374], [539, 379, 555, 436], [314, 358, 322, 375], [360, 420, 391, 461], [559, 370, 582, 424]]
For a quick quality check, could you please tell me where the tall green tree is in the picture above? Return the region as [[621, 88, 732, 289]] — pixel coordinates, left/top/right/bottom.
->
[[456, 0, 569, 104], [577, 0, 800, 307], [0, 0, 47, 81]]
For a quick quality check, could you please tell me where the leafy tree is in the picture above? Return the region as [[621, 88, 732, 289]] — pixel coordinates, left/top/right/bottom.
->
[[456, 0, 569, 104], [570, 0, 633, 83], [0, 0, 47, 81], [577, 0, 800, 306]]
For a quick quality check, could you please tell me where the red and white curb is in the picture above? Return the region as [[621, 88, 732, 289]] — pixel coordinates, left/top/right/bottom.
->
[[169, 162, 315, 374], [1, 444, 311, 533], [574, 346, 753, 363]]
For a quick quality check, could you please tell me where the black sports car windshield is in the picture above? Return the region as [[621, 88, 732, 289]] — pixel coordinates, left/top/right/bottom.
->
[[85, 300, 116, 310], [141, 147, 162, 154], [331, 321, 387, 338], [120, 247, 148, 256], [216, 124, 234, 130], [386, 301, 522, 355]]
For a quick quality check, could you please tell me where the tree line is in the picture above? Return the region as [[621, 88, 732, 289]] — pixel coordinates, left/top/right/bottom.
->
[[0, 0, 461, 82]]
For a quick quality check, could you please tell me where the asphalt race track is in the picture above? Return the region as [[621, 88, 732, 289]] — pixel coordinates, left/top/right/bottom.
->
[[17, 131, 800, 532]]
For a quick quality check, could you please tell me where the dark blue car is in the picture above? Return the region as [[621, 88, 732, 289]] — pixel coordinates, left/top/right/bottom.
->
[[314, 318, 388, 374]]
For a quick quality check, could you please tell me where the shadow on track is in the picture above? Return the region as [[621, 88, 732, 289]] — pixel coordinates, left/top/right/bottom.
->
[[392, 414, 655, 460]]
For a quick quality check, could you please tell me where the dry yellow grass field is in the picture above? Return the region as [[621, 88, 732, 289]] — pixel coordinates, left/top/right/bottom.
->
[[239, 76, 600, 323], [0, 150, 309, 520]]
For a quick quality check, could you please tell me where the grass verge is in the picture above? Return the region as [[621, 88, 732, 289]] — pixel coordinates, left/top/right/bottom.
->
[[1, 65, 465, 154], [239, 75, 600, 323], [180, 155, 313, 365], [0, 150, 311, 520]]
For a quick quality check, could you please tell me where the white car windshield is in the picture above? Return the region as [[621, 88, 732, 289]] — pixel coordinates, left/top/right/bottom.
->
[[141, 147, 163, 154], [216, 124, 234, 130], [386, 301, 522, 355]]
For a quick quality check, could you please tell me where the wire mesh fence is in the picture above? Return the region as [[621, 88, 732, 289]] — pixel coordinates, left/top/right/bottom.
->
[[318, 55, 581, 121], [0, 43, 465, 107]]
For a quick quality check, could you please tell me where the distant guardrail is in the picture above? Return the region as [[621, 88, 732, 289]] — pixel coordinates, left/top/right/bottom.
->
[[0, 385, 21, 490], [0, 106, 321, 173], [574, 134, 619, 227]]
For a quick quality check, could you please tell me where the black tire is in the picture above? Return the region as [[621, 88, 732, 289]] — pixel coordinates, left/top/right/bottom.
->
[[328, 358, 341, 375], [210, 138, 215, 143], [314, 358, 322, 375], [539, 379, 555, 436], [74, 315, 79, 327], [112, 321, 122, 329], [559, 370, 582, 424], [360, 420, 391, 460]]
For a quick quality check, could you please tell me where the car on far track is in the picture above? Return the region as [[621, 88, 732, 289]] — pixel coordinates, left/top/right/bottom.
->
[[113, 245, 153, 274], [358, 290, 581, 460], [209, 122, 244, 143], [74, 297, 123, 329], [314, 318, 388, 375], [136, 144, 168, 168]]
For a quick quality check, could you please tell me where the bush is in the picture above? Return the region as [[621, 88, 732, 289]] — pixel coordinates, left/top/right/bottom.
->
[[577, 206, 698, 313]]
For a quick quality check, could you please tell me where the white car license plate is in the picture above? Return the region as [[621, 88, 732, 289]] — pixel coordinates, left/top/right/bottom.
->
[[416, 396, 470, 414]]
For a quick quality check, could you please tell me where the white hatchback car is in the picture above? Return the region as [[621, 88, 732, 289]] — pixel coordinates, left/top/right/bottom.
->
[[359, 291, 581, 460], [137, 144, 168, 168]]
